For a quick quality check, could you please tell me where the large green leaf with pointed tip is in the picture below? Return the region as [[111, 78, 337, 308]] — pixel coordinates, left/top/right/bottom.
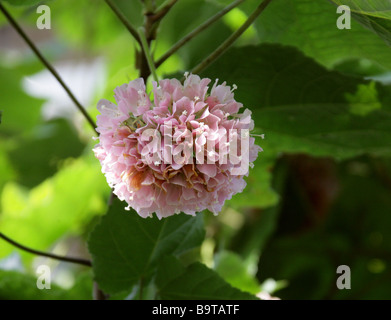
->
[[330, 0, 391, 46], [203, 44, 391, 161], [88, 198, 205, 295], [237, 0, 391, 71]]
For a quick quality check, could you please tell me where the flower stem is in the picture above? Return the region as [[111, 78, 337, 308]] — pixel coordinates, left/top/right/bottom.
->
[[191, 0, 274, 75], [138, 27, 159, 82], [0, 232, 92, 267], [0, 3, 97, 135], [155, 0, 246, 69], [105, 0, 141, 44], [143, 0, 156, 13]]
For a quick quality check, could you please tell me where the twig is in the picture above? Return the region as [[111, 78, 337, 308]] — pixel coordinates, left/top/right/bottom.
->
[[139, 277, 144, 300], [93, 282, 108, 300], [104, 0, 141, 44], [0, 3, 97, 135], [0, 232, 92, 267], [138, 27, 159, 82], [192, 0, 273, 75], [138, 1, 158, 81], [155, 0, 245, 68]]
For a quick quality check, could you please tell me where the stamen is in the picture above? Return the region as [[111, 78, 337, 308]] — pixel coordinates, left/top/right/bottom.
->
[[251, 133, 265, 139]]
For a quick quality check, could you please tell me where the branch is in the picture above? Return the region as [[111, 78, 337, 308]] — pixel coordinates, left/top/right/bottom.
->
[[93, 282, 109, 300], [0, 232, 92, 267], [155, 0, 245, 68], [152, 0, 178, 23], [143, 0, 156, 14], [138, 27, 159, 82], [0, 3, 97, 135], [191, 0, 273, 75], [104, 0, 141, 44]]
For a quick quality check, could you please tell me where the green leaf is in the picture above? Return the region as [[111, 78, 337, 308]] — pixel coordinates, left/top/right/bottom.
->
[[230, 196, 284, 257], [345, 81, 382, 116], [330, 0, 391, 46], [1, 0, 53, 6], [203, 44, 391, 160], [330, 0, 391, 20], [352, 13, 391, 47], [0, 65, 44, 135], [156, 255, 258, 300], [226, 154, 279, 209], [245, 0, 391, 70], [230, 159, 289, 258], [214, 251, 260, 294], [87, 197, 205, 295], [257, 156, 391, 299]]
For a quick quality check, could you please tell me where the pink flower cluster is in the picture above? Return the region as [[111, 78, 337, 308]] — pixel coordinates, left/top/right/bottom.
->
[[93, 74, 261, 218]]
